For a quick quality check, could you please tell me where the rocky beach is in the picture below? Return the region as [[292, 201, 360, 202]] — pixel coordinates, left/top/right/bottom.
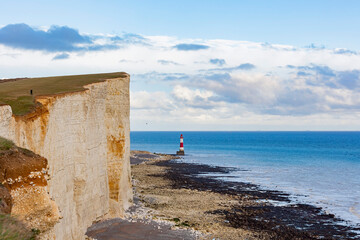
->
[[87, 151, 360, 240]]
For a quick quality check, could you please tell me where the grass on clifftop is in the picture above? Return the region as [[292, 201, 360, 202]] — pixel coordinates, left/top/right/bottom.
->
[[0, 72, 128, 115]]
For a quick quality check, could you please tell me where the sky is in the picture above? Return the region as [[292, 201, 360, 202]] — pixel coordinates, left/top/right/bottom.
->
[[1, 0, 360, 130]]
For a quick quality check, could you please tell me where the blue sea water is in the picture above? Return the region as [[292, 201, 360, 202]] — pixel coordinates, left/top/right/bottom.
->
[[131, 131, 360, 226]]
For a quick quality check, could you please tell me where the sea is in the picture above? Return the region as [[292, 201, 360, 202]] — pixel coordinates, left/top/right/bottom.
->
[[130, 131, 360, 227]]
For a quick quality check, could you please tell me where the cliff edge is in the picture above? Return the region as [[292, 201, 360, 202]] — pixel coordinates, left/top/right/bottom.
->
[[0, 73, 132, 239]]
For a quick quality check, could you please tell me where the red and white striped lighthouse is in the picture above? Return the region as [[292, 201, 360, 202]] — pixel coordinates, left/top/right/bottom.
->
[[176, 134, 185, 155]]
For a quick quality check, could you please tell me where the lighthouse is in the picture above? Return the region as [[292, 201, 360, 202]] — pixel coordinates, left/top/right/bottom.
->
[[176, 134, 185, 155]]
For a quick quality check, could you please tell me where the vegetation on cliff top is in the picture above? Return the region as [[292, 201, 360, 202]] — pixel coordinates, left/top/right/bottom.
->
[[0, 72, 128, 115]]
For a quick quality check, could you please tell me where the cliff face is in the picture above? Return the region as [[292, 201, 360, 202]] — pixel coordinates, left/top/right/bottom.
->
[[0, 75, 132, 239]]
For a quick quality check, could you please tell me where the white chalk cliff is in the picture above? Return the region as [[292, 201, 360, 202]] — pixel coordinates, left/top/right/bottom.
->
[[0, 75, 132, 239]]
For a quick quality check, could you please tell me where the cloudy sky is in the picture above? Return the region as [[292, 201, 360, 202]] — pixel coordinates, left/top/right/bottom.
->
[[1, 0, 360, 131]]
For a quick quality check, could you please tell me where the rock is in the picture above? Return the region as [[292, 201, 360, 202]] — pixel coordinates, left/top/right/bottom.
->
[[0, 184, 12, 214]]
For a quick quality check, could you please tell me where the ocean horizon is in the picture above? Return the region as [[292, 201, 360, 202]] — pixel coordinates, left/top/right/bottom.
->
[[131, 131, 360, 227]]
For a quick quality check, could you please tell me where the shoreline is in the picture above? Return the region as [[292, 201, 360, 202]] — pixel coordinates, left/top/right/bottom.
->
[[88, 151, 360, 240]]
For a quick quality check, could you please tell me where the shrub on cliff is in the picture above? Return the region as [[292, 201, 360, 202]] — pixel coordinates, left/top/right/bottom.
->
[[0, 137, 14, 151], [0, 214, 36, 240]]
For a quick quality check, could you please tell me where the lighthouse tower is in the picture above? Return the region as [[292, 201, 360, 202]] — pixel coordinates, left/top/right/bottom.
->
[[176, 134, 185, 155]]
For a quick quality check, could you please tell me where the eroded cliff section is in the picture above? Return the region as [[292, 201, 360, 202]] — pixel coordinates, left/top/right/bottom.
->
[[0, 143, 59, 235], [0, 74, 132, 239]]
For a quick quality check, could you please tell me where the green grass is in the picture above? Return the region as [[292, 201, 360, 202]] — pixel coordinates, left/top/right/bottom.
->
[[169, 218, 194, 228], [0, 214, 37, 240], [0, 72, 128, 115], [0, 137, 14, 151]]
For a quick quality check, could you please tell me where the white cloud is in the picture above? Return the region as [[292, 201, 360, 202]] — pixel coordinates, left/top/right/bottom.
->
[[130, 91, 174, 110], [196, 72, 281, 105], [1, 28, 360, 130], [172, 85, 213, 101]]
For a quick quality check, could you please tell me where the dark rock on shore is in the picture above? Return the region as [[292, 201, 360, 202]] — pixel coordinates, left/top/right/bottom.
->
[[155, 159, 360, 239]]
